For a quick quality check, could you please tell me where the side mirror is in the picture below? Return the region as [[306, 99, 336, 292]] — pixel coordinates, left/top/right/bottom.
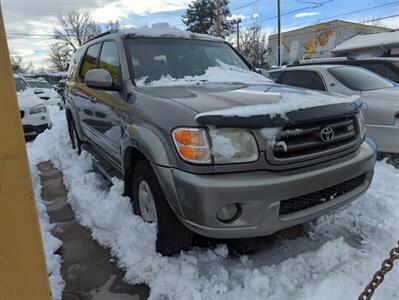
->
[[85, 69, 116, 90], [34, 88, 44, 95]]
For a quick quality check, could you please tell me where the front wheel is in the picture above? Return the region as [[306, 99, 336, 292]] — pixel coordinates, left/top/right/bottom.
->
[[132, 160, 193, 256]]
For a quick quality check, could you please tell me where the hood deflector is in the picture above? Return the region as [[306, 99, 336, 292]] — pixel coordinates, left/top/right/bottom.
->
[[196, 102, 360, 128]]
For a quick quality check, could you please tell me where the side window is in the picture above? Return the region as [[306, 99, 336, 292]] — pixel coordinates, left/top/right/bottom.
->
[[68, 48, 84, 79], [99, 41, 121, 86], [268, 70, 282, 81], [79, 43, 101, 80], [310, 73, 326, 91], [357, 62, 399, 82], [278, 71, 315, 89]]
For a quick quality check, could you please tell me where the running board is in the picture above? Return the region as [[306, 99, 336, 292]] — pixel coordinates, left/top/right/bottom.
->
[[81, 143, 122, 183]]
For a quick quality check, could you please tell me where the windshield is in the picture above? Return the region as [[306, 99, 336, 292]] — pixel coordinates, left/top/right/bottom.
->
[[126, 38, 266, 86], [28, 81, 52, 89], [328, 66, 394, 91], [14, 77, 29, 92]]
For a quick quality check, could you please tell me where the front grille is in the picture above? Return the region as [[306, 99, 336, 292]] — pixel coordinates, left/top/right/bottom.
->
[[267, 115, 360, 165], [279, 173, 367, 215], [20, 110, 25, 119]]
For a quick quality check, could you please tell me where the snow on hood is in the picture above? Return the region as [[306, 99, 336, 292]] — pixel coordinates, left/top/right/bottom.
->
[[196, 90, 360, 120], [122, 22, 223, 42], [17, 88, 44, 108], [136, 62, 272, 87]]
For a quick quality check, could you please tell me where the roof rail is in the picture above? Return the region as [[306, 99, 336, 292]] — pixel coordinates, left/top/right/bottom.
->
[[83, 30, 118, 45]]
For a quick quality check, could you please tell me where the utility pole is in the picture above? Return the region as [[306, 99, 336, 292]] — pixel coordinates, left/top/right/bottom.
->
[[277, 0, 281, 66], [235, 19, 241, 51], [216, 0, 222, 36]]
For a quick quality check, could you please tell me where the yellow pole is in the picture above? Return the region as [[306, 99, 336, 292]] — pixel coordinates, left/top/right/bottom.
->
[[0, 5, 52, 300]]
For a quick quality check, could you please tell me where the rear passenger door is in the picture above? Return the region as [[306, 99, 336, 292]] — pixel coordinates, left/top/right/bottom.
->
[[277, 70, 326, 91]]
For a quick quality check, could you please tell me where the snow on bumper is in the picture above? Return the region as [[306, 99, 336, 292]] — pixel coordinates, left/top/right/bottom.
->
[[155, 139, 376, 239], [20, 106, 51, 136]]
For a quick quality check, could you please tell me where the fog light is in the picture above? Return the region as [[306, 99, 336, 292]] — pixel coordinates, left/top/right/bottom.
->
[[216, 203, 240, 222]]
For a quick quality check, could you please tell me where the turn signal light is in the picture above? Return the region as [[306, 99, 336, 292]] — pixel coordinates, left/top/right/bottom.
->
[[172, 128, 211, 163], [174, 129, 206, 146]]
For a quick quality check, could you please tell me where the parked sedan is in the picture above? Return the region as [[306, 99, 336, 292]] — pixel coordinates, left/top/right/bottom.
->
[[269, 65, 399, 153], [14, 75, 51, 139], [26, 78, 62, 106]]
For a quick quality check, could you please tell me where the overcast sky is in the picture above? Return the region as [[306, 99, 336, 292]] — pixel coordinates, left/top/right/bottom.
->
[[2, 0, 398, 69]]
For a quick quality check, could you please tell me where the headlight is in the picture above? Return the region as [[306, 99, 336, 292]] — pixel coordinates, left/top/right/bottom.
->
[[356, 111, 366, 140], [30, 103, 47, 114], [209, 128, 258, 163], [172, 127, 259, 164]]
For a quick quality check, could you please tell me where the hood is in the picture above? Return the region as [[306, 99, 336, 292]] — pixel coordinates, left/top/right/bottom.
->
[[17, 89, 44, 108], [140, 84, 359, 127], [361, 87, 399, 102], [39, 88, 60, 97]]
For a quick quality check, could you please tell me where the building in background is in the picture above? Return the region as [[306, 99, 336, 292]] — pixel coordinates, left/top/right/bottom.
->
[[267, 20, 391, 66]]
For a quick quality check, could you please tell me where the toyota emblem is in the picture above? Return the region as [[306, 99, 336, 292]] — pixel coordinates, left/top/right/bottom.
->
[[320, 127, 334, 142]]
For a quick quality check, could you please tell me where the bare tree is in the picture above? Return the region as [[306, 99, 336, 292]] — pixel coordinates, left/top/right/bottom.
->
[[105, 20, 121, 31], [48, 42, 71, 71], [11, 55, 33, 73], [54, 9, 100, 51], [49, 9, 100, 71], [239, 21, 267, 68]]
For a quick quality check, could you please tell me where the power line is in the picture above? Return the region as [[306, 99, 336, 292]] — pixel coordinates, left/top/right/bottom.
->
[[231, 0, 261, 12], [240, 0, 399, 29], [6, 1, 399, 37]]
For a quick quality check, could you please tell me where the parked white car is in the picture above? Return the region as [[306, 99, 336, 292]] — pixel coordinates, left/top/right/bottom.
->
[[26, 78, 62, 106], [14, 75, 51, 139], [269, 65, 399, 153]]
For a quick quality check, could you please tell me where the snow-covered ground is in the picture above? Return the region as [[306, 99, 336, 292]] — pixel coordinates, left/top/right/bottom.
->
[[28, 106, 399, 300]]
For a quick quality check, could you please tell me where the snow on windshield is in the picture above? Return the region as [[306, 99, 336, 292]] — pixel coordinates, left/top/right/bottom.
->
[[135, 60, 271, 87], [196, 90, 360, 120]]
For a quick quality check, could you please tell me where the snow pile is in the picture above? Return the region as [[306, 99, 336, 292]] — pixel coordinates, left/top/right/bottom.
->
[[28, 160, 64, 299], [122, 22, 223, 42], [136, 61, 271, 87], [197, 91, 360, 120], [210, 129, 236, 159], [27, 106, 399, 300]]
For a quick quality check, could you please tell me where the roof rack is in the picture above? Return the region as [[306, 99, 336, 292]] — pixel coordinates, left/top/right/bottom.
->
[[83, 30, 118, 45]]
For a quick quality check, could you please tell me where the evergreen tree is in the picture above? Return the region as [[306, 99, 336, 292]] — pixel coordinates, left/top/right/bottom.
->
[[182, 0, 215, 34], [182, 0, 233, 38], [208, 0, 234, 38]]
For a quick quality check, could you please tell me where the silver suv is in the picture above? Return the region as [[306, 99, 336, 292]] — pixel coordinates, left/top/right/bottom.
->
[[65, 24, 376, 256]]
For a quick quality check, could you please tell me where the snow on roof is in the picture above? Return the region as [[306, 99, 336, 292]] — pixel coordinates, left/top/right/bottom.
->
[[333, 31, 399, 53], [121, 23, 224, 42]]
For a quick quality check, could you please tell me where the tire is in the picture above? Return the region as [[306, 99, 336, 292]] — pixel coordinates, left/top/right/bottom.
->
[[68, 118, 82, 154], [132, 160, 193, 256]]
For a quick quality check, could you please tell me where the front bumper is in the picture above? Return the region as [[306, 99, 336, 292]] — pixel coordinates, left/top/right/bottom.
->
[[20, 107, 51, 137], [154, 139, 376, 239], [366, 124, 399, 153]]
